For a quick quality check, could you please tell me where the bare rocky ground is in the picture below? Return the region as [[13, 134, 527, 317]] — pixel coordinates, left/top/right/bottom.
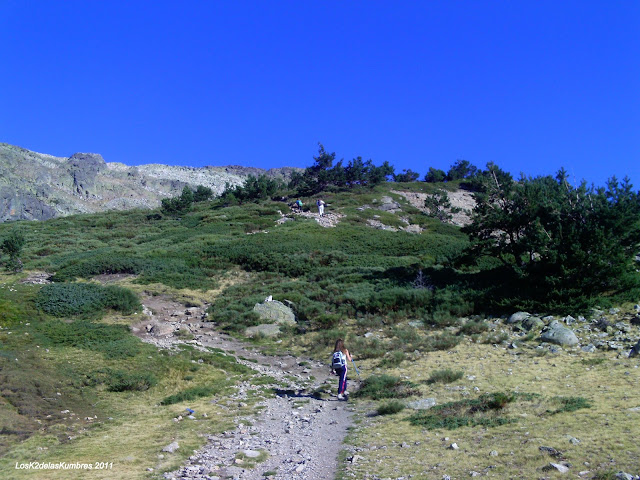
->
[[277, 208, 345, 228], [392, 189, 475, 227], [130, 293, 354, 480]]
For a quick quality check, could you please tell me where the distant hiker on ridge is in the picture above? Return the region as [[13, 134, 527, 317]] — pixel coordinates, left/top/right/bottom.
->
[[316, 198, 325, 217], [331, 339, 352, 400], [292, 199, 303, 211]]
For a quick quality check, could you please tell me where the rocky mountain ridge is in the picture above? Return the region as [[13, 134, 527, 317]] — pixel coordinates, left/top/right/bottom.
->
[[0, 143, 299, 222]]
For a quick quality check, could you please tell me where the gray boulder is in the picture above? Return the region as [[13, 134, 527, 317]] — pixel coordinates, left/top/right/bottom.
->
[[522, 316, 544, 331], [629, 340, 640, 358], [253, 300, 296, 326], [540, 321, 579, 346], [150, 322, 176, 336], [162, 441, 179, 453], [508, 312, 531, 324], [377, 196, 401, 212], [406, 398, 437, 410]]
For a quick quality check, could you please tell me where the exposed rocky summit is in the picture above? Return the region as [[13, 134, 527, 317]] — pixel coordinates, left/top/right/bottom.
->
[[0, 143, 299, 222]]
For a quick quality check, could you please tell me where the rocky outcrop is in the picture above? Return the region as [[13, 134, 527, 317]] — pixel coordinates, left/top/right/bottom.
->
[[0, 186, 57, 221], [66, 153, 106, 197], [0, 143, 300, 222]]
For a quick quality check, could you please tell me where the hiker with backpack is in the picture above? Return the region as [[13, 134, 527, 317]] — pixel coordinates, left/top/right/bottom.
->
[[331, 339, 352, 400], [316, 198, 325, 217]]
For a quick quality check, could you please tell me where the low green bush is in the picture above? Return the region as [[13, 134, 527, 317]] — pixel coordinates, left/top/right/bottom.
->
[[421, 333, 461, 352], [458, 319, 489, 336], [35, 320, 141, 358], [377, 400, 406, 415], [105, 370, 157, 392], [408, 392, 516, 430], [426, 369, 463, 385], [549, 396, 591, 414], [160, 385, 220, 405], [36, 283, 140, 318], [354, 374, 418, 400]]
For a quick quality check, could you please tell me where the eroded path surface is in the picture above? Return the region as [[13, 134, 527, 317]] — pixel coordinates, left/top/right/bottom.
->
[[130, 293, 353, 480]]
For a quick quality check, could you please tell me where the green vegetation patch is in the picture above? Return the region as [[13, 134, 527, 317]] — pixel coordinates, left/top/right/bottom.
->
[[354, 374, 418, 400], [102, 370, 158, 392], [407, 392, 590, 431], [377, 400, 406, 416], [408, 392, 518, 430], [160, 384, 228, 405], [34, 319, 141, 358], [548, 396, 591, 414], [425, 369, 464, 385], [36, 282, 140, 318]]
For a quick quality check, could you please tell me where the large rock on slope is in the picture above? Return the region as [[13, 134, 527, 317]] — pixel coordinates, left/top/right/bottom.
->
[[508, 312, 531, 324], [539, 320, 579, 346], [253, 300, 296, 326]]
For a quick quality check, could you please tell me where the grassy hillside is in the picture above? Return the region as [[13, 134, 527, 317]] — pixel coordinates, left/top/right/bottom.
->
[[1, 180, 639, 479]]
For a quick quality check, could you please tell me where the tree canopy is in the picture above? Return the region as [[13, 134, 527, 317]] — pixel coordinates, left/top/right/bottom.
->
[[289, 144, 394, 196], [463, 163, 640, 309]]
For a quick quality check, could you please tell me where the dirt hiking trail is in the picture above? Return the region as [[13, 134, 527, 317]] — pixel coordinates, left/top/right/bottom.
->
[[130, 292, 354, 480]]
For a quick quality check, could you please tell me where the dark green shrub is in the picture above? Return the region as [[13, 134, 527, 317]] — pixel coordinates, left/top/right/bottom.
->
[[36, 283, 140, 317], [161, 186, 195, 214], [481, 392, 514, 410], [549, 396, 591, 414], [1, 230, 25, 260], [458, 319, 489, 336], [354, 375, 418, 400], [160, 385, 220, 405], [421, 333, 461, 352], [408, 392, 516, 430], [581, 357, 606, 366], [377, 400, 406, 415], [477, 332, 509, 344], [105, 370, 157, 392], [428, 310, 460, 327], [426, 369, 463, 385], [35, 320, 141, 358]]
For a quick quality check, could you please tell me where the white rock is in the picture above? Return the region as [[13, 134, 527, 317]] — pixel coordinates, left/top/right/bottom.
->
[[549, 462, 569, 473], [162, 441, 179, 453], [243, 449, 261, 458]]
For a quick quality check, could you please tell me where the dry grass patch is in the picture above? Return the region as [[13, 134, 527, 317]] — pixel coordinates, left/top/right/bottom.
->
[[344, 340, 640, 478], [0, 343, 241, 479]]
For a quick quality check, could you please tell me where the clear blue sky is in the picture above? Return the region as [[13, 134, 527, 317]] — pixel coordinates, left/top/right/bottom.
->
[[1, 1, 638, 187]]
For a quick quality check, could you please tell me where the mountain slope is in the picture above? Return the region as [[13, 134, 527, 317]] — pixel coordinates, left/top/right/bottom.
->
[[0, 143, 298, 222]]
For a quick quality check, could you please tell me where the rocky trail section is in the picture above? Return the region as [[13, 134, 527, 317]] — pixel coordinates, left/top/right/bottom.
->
[[130, 293, 353, 480]]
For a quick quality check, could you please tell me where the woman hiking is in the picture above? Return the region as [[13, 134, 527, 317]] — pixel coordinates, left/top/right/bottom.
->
[[331, 339, 352, 400]]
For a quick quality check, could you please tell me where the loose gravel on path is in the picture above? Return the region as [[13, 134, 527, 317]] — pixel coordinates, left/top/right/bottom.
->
[[130, 293, 353, 480]]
